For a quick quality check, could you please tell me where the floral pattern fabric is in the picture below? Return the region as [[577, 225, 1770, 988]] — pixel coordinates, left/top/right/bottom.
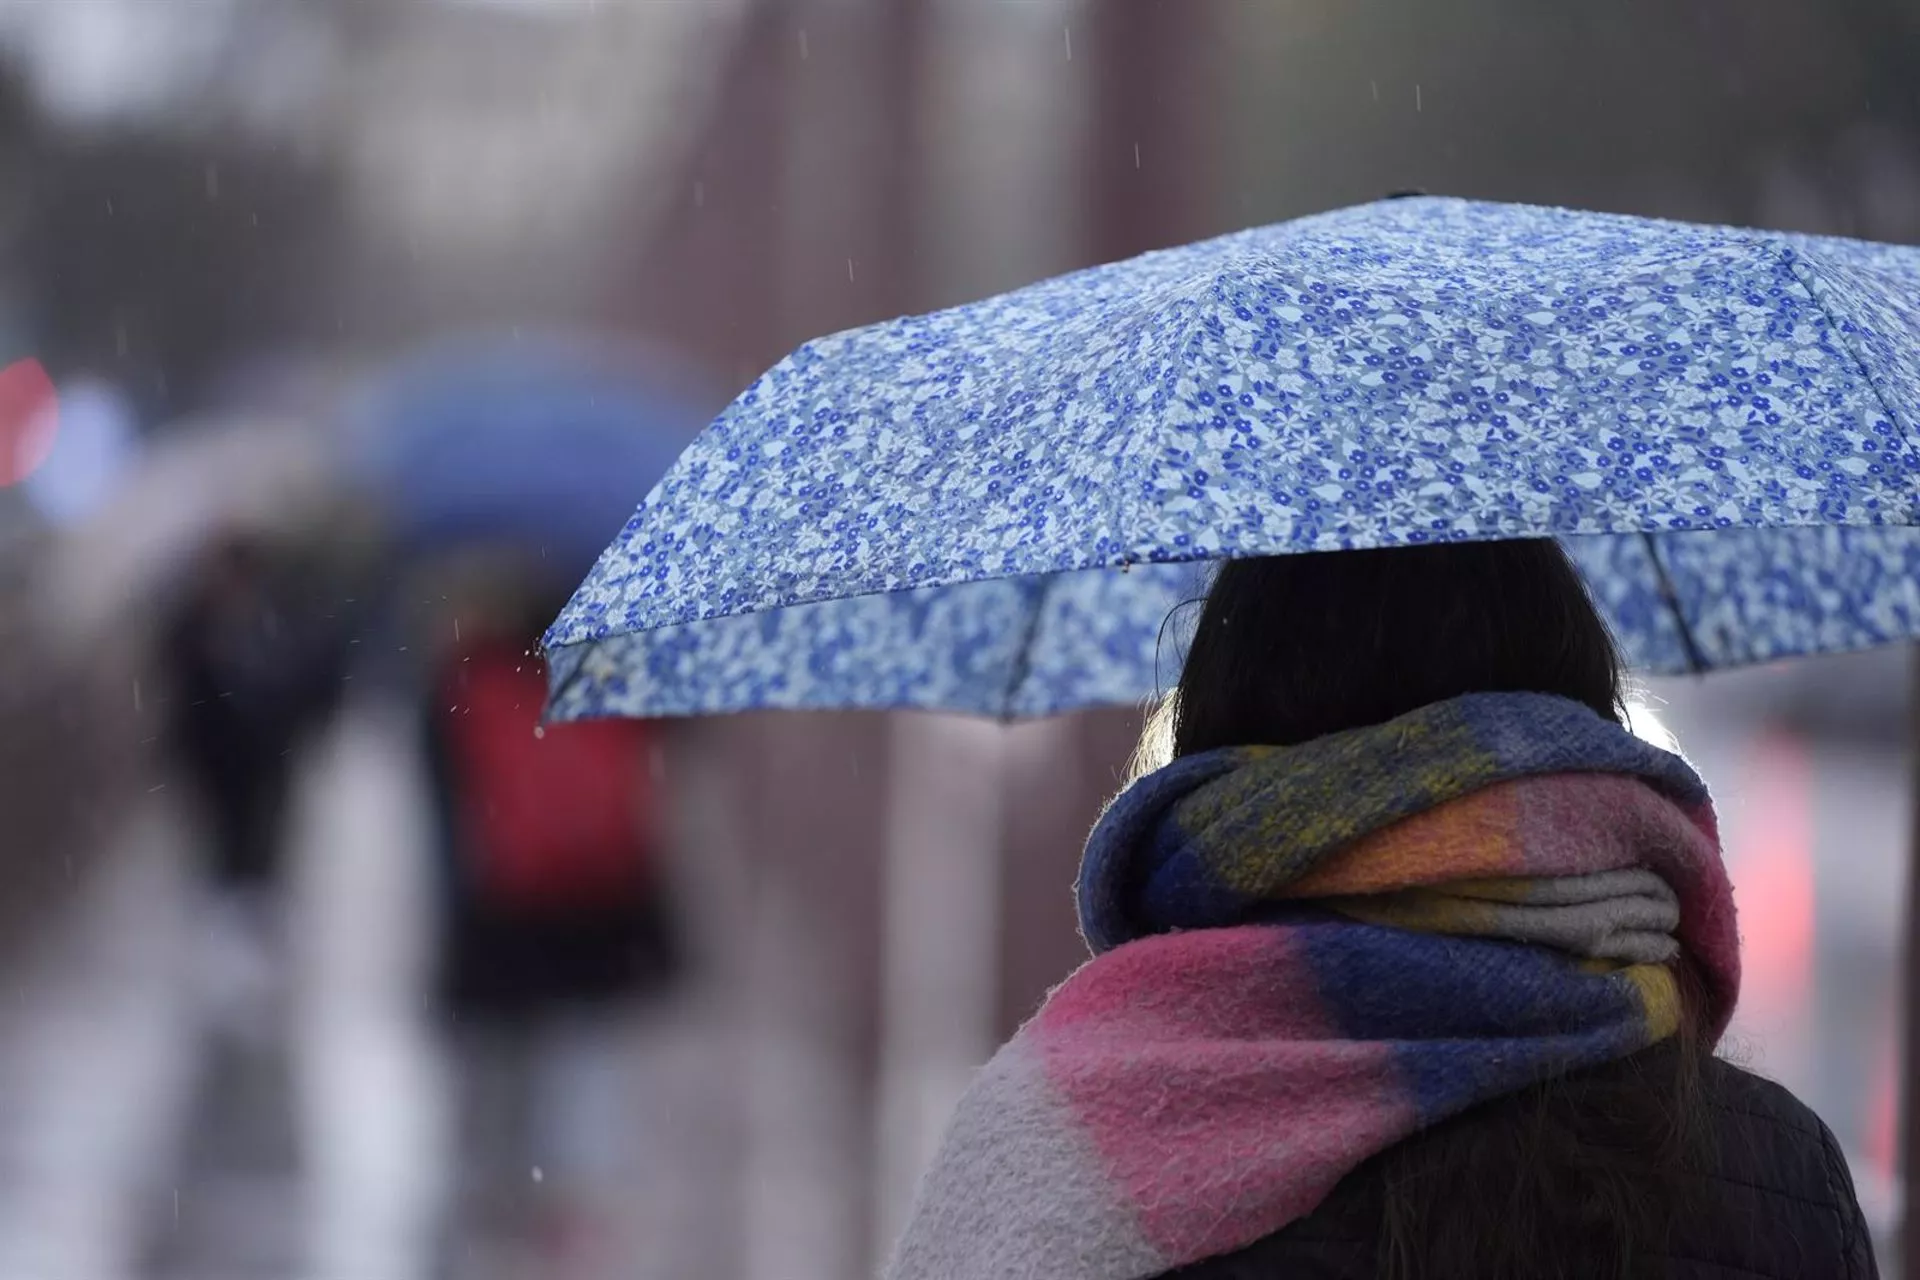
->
[[546, 197, 1920, 720]]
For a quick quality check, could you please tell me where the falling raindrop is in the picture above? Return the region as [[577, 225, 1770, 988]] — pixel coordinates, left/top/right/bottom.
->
[[847, 258, 856, 283], [1415, 84, 1423, 112], [1370, 80, 1380, 102], [534, 725, 546, 739], [1063, 25, 1073, 60], [532, 1166, 544, 1183], [1133, 143, 1141, 170], [133, 680, 141, 712], [797, 27, 810, 60]]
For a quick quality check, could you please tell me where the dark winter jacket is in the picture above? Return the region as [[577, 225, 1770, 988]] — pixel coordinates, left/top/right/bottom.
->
[[1165, 1055, 1877, 1280], [163, 552, 357, 886]]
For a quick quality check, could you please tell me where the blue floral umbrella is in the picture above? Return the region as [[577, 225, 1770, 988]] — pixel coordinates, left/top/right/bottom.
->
[[544, 197, 1920, 721]]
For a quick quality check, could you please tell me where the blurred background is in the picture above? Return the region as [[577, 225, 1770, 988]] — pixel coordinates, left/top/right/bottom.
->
[[0, 1, 1913, 1277]]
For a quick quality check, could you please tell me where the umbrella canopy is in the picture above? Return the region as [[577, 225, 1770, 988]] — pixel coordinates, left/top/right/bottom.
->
[[544, 196, 1920, 721], [349, 333, 712, 573], [38, 415, 355, 645]]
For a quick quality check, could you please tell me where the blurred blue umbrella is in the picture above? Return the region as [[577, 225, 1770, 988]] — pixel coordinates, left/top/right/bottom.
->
[[545, 196, 1920, 720], [352, 333, 712, 572]]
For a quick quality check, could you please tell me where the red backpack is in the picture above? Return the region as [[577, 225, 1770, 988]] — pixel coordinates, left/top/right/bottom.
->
[[437, 642, 657, 909]]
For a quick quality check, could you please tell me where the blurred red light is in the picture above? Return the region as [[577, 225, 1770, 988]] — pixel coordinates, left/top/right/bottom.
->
[[0, 359, 60, 486]]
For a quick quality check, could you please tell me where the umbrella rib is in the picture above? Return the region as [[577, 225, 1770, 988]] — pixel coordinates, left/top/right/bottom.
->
[[998, 576, 1051, 720], [1639, 532, 1708, 676], [542, 641, 592, 724], [1780, 247, 1920, 476]]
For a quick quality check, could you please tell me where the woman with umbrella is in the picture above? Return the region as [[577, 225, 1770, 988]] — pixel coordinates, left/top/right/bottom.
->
[[543, 198, 1915, 1277]]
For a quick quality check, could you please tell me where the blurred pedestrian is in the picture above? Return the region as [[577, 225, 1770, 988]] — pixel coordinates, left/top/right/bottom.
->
[[418, 576, 682, 1276], [161, 534, 358, 1038], [887, 540, 1875, 1280]]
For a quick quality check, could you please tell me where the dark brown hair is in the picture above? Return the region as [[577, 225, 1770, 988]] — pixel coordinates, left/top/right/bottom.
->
[[1173, 540, 1625, 755], [1153, 540, 1708, 1280]]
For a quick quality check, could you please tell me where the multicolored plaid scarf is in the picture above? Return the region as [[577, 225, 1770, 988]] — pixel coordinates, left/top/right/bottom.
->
[[886, 693, 1740, 1280]]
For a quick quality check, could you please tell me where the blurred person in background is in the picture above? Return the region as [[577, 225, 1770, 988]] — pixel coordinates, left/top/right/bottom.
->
[[888, 541, 1875, 1280], [418, 565, 683, 1278], [161, 533, 360, 1041]]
